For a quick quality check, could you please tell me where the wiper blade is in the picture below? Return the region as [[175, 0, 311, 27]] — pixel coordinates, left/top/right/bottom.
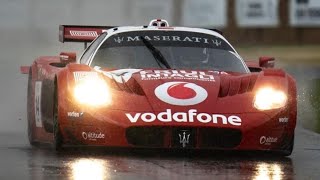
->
[[140, 36, 171, 69]]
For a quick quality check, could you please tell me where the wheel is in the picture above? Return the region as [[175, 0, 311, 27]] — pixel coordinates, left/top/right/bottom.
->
[[53, 81, 63, 151], [276, 135, 294, 156], [283, 136, 294, 156], [27, 68, 37, 146]]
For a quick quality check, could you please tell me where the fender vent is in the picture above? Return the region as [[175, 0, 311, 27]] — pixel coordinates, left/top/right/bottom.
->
[[219, 74, 258, 97]]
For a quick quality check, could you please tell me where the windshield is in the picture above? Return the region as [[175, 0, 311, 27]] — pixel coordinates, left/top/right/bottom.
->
[[91, 31, 248, 73]]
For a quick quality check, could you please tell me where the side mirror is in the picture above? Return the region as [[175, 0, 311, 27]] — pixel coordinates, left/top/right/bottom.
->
[[60, 52, 76, 64], [259, 56, 275, 68]]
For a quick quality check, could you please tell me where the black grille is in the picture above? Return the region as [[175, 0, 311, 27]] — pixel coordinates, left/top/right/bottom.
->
[[126, 127, 165, 147], [126, 126, 242, 149], [199, 128, 242, 149]]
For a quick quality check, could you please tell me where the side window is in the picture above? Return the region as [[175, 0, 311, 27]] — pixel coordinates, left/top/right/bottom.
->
[[80, 33, 107, 64]]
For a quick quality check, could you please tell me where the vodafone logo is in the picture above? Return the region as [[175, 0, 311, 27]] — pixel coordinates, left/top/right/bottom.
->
[[155, 82, 208, 106]]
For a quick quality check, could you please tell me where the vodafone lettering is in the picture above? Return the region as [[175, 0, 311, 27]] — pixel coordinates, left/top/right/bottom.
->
[[125, 109, 242, 126]]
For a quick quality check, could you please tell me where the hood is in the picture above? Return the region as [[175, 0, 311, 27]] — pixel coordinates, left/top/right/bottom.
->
[[98, 68, 258, 114]]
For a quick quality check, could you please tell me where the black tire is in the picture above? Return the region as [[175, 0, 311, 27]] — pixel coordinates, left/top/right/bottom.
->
[[276, 135, 294, 156], [27, 68, 37, 146], [284, 136, 294, 156], [53, 81, 63, 151]]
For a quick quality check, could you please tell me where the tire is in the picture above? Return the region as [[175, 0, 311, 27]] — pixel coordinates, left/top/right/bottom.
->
[[283, 136, 294, 156], [27, 68, 37, 146], [276, 135, 294, 156], [53, 81, 63, 151]]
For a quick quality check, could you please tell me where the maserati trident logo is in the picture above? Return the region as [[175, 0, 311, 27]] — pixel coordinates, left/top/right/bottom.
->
[[114, 37, 124, 43], [179, 130, 190, 148]]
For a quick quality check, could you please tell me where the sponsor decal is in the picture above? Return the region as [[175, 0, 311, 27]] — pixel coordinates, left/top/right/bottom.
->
[[140, 70, 219, 82], [259, 136, 278, 145], [70, 30, 98, 37], [73, 72, 99, 82], [82, 132, 105, 141], [125, 109, 242, 126], [67, 111, 84, 118], [179, 130, 191, 148], [155, 82, 208, 106], [34, 81, 43, 127], [112, 35, 222, 47], [93, 68, 226, 83], [94, 67, 142, 83], [279, 117, 288, 123]]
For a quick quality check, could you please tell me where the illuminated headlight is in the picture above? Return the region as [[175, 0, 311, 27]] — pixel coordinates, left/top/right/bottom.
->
[[74, 76, 111, 106], [254, 87, 287, 110]]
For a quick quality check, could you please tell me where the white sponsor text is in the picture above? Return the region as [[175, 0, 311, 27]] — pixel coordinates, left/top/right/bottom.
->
[[125, 109, 241, 126], [260, 136, 278, 145], [279, 117, 288, 123], [140, 70, 217, 81], [82, 132, 105, 141], [67, 111, 83, 118]]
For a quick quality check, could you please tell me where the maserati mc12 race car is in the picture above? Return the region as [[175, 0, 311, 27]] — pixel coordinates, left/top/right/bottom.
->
[[21, 19, 297, 156]]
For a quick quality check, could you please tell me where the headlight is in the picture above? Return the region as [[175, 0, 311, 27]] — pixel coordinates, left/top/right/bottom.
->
[[254, 87, 287, 110], [74, 75, 111, 106]]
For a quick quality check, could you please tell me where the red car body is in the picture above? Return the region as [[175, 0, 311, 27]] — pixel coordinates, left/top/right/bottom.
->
[[21, 20, 297, 156]]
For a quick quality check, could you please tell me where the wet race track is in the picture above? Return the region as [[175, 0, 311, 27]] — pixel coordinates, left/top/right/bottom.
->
[[0, 127, 319, 179]]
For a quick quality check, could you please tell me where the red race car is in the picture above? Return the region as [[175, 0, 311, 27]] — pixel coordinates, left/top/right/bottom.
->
[[21, 19, 296, 156]]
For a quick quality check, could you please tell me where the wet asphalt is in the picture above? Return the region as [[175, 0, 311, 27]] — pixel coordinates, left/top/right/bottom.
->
[[0, 127, 319, 180]]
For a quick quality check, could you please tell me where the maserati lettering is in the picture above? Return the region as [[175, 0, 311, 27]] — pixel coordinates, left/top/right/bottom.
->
[[115, 35, 222, 46], [125, 109, 242, 126]]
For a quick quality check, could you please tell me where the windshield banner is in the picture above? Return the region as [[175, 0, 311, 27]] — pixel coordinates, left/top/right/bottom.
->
[[103, 31, 233, 51]]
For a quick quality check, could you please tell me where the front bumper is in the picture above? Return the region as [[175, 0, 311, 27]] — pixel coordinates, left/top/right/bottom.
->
[[59, 108, 295, 152]]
